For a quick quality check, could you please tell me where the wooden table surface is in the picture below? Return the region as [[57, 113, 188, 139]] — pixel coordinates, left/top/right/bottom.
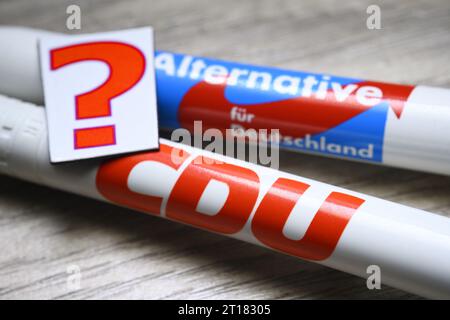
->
[[0, 0, 449, 299]]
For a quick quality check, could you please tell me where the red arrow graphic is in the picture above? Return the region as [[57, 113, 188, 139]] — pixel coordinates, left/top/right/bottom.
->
[[179, 80, 414, 138]]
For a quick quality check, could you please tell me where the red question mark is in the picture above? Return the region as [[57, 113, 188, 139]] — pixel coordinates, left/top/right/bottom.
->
[[50, 42, 146, 149]]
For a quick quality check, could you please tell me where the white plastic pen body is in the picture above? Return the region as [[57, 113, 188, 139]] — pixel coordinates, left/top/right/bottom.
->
[[0, 95, 449, 298], [1, 27, 450, 175]]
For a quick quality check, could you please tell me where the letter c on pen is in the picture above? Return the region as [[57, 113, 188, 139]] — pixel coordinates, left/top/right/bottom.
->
[[96, 143, 190, 215]]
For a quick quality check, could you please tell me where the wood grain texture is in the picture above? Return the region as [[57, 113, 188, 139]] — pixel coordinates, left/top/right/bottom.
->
[[0, 0, 449, 299]]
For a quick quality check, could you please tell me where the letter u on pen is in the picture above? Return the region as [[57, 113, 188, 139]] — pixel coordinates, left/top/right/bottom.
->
[[0, 95, 449, 299]]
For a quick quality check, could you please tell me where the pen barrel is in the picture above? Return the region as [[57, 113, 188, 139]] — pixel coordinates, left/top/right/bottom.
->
[[1, 94, 449, 299], [1, 27, 450, 175]]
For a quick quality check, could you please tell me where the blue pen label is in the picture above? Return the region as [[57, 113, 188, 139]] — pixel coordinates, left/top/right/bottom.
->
[[154, 51, 414, 163]]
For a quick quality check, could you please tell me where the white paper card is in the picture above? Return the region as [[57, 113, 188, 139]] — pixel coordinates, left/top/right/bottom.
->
[[40, 27, 159, 163]]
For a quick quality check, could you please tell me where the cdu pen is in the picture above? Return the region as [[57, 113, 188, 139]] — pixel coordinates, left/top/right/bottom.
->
[[0, 95, 449, 298]]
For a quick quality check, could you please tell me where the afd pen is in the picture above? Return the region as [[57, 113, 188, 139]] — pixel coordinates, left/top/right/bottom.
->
[[0, 95, 449, 298], [1, 27, 450, 175]]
